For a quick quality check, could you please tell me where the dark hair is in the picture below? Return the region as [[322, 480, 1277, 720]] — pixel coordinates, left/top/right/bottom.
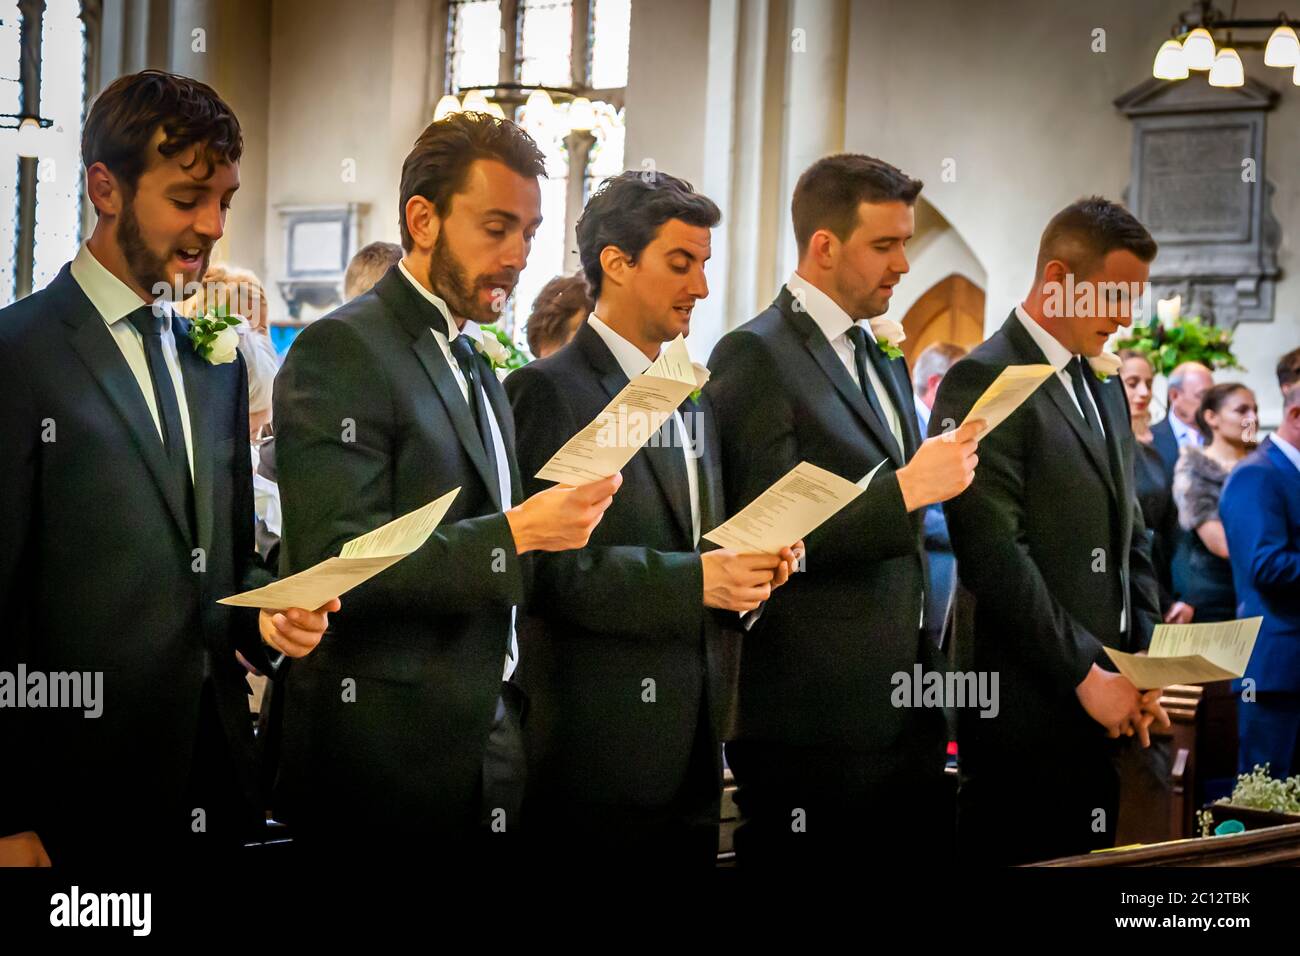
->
[[1194, 381, 1251, 442], [1276, 347, 1300, 392], [526, 273, 593, 357], [82, 70, 242, 195], [791, 154, 923, 256], [576, 170, 721, 299], [1035, 196, 1157, 279], [398, 112, 546, 250], [344, 241, 403, 300]]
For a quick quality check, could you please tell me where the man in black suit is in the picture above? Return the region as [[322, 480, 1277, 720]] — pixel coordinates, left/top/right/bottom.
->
[[708, 155, 980, 865], [272, 112, 619, 851], [931, 197, 1169, 864], [507, 171, 796, 866], [0, 71, 336, 866]]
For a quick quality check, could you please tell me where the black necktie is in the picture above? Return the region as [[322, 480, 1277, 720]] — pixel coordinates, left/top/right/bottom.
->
[[1069, 356, 1104, 437], [127, 305, 195, 539], [449, 334, 501, 494], [845, 324, 901, 459]]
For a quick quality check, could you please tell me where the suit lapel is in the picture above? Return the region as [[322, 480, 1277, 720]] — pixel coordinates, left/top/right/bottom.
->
[[375, 268, 502, 510], [58, 270, 194, 541], [482, 367, 522, 505], [777, 289, 905, 467], [871, 348, 921, 458], [1003, 313, 1118, 503], [579, 323, 694, 544], [173, 314, 214, 556]]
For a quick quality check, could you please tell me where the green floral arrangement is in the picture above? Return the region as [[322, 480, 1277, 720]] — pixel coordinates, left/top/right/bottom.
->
[[1115, 296, 1241, 375]]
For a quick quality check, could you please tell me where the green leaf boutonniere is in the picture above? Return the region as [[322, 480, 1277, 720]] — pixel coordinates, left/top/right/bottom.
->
[[187, 304, 241, 365]]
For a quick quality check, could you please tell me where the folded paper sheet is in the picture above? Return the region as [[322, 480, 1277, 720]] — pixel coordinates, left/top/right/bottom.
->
[[704, 460, 885, 555], [218, 488, 460, 609], [1104, 617, 1262, 690], [536, 334, 709, 485], [960, 364, 1055, 438]]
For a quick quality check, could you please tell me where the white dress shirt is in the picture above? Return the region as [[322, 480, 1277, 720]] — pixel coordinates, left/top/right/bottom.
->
[[70, 242, 195, 480], [1168, 411, 1204, 449], [786, 271, 905, 451], [398, 261, 518, 680], [1015, 303, 1106, 439], [587, 313, 701, 544]]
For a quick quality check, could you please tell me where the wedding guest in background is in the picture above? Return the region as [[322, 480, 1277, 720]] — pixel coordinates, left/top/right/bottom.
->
[[1280, 347, 1300, 398], [1151, 361, 1213, 484], [0, 69, 336, 867], [343, 240, 403, 302], [525, 272, 592, 358], [1119, 349, 1192, 625], [912, 341, 967, 648], [1221, 366, 1300, 777], [1172, 383, 1257, 624]]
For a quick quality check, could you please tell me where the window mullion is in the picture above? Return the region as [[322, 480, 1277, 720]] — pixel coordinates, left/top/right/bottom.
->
[[499, 0, 520, 86]]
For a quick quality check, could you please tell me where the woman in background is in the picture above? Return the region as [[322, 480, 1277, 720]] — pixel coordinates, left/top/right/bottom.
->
[[1119, 349, 1192, 625], [1172, 382, 1258, 623]]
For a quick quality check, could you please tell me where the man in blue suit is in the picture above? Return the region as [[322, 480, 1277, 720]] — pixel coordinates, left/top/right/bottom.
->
[[1221, 361, 1300, 777]]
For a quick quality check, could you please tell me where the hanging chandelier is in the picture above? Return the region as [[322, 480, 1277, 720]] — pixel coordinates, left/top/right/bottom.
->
[[1152, 1, 1300, 87]]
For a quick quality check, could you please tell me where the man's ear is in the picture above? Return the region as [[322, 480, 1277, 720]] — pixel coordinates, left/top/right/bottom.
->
[[86, 162, 123, 218], [1041, 259, 1071, 288], [404, 195, 440, 251], [599, 244, 630, 290], [807, 229, 837, 270]]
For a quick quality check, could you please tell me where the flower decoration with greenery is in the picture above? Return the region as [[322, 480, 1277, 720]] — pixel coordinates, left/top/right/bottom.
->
[[1115, 295, 1242, 376]]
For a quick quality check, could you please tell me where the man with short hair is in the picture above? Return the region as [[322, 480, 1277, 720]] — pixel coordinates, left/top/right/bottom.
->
[[1152, 361, 1214, 483], [708, 154, 981, 865], [343, 240, 403, 301], [1221, 363, 1300, 778], [0, 70, 337, 866], [932, 197, 1168, 863], [507, 171, 795, 866], [273, 112, 620, 849]]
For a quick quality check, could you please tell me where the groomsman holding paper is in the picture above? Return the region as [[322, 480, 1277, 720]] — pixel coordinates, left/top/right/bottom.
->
[[507, 171, 796, 866], [930, 197, 1168, 864], [0, 71, 337, 866], [707, 155, 980, 866], [272, 112, 619, 850]]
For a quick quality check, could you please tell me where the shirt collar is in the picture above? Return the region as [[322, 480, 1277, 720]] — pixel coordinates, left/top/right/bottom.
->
[[397, 258, 470, 342], [70, 242, 170, 328], [914, 393, 931, 433], [587, 313, 656, 381], [1269, 433, 1300, 475], [1014, 302, 1074, 372], [786, 271, 866, 343], [1168, 412, 1202, 446]]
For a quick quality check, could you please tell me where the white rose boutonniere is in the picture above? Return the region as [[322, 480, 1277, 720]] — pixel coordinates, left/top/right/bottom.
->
[[1089, 351, 1122, 383], [474, 323, 529, 376], [868, 317, 906, 361], [187, 304, 241, 365]]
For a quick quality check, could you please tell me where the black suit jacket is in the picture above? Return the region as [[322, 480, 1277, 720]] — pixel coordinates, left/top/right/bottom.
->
[[1150, 415, 1180, 486], [707, 286, 934, 752], [505, 322, 732, 813], [272, 265, 528, 839], [930, 311, 1161, 763], [0, 265, 274, 849]]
